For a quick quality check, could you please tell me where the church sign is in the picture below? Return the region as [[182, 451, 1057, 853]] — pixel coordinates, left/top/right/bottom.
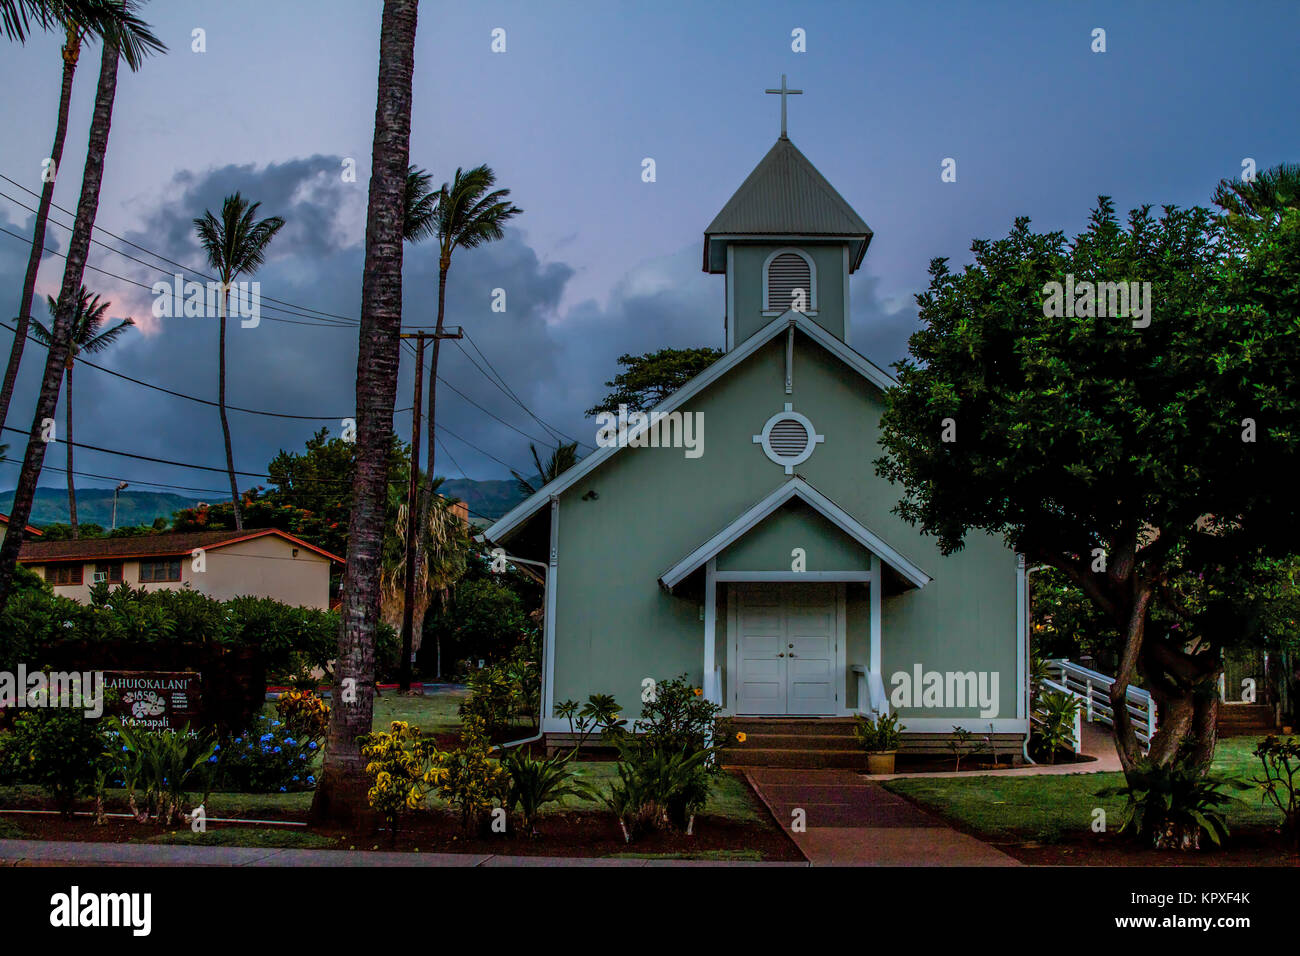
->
[[103, 671, 201, 730]]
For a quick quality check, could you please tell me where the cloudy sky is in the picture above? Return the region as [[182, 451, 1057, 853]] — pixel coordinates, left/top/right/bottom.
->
[[1, 0, 1297, 500]]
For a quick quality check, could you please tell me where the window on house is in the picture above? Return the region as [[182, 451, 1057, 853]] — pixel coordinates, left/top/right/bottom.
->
[[139, 559, 181, 583], [765, 250, 813, 313], [94, 561, 123, 585], [44, 564, 83, 586]]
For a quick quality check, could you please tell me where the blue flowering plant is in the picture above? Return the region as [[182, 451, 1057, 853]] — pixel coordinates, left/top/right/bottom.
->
[[214, 714, 322, 793]]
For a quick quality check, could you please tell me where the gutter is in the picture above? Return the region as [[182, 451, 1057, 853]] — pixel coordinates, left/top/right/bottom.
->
[[1021, 563, 1051, 766]]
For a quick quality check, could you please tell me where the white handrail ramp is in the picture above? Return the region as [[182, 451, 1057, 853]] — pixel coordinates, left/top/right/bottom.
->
[[1049, 658, 1157, 749]]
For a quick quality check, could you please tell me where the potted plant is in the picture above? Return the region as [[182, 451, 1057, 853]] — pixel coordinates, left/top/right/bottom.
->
[[854, 712, 903, 774]]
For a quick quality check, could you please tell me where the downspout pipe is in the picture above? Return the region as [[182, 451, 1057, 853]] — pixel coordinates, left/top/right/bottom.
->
[[1021, 562, 1051, 765], [486, 552, 549, 752]]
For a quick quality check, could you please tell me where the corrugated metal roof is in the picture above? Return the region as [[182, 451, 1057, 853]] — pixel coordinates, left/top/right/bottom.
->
[[704, 136, 872, 239]]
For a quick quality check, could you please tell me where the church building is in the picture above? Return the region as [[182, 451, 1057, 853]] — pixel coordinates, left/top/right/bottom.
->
[[485, 83, 1029, 761]]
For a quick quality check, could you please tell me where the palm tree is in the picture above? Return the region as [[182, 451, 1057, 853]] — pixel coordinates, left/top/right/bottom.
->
[[30, 286, 132, 537], [193, 194, 285, 531], [311, 0, 419, 828], [0, 27, 132, 612], [1, 0, 159, 48], [1213, 162, 1300, 222], [380, 477, 468, 666], [415, 165, 521, 529], [0, 1, 162, 433], [511, 441, 578, 497]]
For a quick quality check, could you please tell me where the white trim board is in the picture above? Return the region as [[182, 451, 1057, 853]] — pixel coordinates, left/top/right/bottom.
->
[[659, 475, 931, 591], [482, 311, 898, 544]]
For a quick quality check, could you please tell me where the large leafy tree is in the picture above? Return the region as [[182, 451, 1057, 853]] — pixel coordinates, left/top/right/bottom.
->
[[30, 285, 132, 537], [0, 0, 162, 433], [311, 0, 419, 827], [193, 194, 285, 532], [585, 346, 722, 416], [875, 189, 1300, 776]]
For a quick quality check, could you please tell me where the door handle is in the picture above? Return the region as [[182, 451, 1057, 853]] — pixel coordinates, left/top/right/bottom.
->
[[777, 653, 785, 658]]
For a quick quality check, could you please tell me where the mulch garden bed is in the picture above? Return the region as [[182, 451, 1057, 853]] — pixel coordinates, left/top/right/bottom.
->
[[1000, 828, 1300, 867], [0, 809, 803, 861]]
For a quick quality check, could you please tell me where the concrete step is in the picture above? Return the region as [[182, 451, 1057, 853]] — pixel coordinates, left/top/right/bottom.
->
[[722, 747, 867, 770], [732, 732, 857, 751], [728, 718, 859, 737]]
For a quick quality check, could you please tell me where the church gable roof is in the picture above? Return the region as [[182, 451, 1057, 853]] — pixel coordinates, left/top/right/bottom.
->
[[482, 311, 897, 544], [703, 137, 873, 272]]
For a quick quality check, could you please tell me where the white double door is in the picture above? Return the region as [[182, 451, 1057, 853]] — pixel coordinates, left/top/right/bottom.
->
[[734, 582, 839, 716]]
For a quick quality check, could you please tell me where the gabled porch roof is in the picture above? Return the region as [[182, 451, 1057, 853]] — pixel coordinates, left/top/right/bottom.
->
[[658, 476, 931, 591]]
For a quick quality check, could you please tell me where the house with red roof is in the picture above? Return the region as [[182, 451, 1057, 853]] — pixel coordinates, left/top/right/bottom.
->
[[17, 528, 342, 610]]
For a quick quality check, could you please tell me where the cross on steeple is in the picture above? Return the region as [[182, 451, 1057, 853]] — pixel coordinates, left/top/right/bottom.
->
[[765, 74, 803, 139]]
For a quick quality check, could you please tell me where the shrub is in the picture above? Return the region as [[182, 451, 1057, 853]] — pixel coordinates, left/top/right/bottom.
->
[[947, 726, 988, 771], [500, 749, 590, 836], [213, 715, 321, 793], [110, 720, 218, 826], [638, 674, 727, 755], [458, 636, 540, 736], [435, 715, 507, 832], [275, 689, 330, 743], [358, 720, 443, 836], [1253, 734, 1299, 846], [853, 712, 903, 752], [1032, 689, 1080, 764], [0, 690, 110, 814], [599, 741, 713, 842], [1097, 754, 1251, 850]]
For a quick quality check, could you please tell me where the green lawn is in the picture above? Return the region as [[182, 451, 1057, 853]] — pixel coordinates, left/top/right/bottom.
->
[[885, 737, 1285, 843], [139, 827, 336, 849], [264, 687, 471, 736]]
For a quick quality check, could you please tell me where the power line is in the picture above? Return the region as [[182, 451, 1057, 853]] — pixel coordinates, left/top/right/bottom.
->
[[456, 332, 594, 450], [0, 174, 361, 325], [0, 318, 409, 421], [0, 224, 359, 330]]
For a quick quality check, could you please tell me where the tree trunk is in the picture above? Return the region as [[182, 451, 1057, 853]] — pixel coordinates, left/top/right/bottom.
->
[[1107, 580, 1154, 773], [218, 285, 242, 530], [0, 28, 80, 433], [310, 0, 419, 827], [416, 264, 448, 676], [0, 35, 119, 614], [65, 361, 76, 536]]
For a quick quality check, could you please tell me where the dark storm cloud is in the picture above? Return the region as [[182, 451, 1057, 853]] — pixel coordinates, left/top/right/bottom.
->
[[2, 157, 926, 495], [2, 159, 731, 493]]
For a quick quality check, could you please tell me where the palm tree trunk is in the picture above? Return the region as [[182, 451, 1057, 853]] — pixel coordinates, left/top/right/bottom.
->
[[65, 361, 76, 537], [0, 28, 80, 432], [0, 34, 119, 613], [310, 0, 419, 827], [217, 287, 241, 530], [418, 264, 447, 676]]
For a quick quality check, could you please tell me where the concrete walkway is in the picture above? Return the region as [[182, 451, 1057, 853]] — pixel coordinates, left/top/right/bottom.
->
[[744, 768, 1021, 866], [870, 721, 1123, 781], [0, 839, 805, 868]]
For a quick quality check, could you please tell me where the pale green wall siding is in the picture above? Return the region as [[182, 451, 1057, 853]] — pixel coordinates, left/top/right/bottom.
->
[[548, 331, 1019, 722], [731, 243, 847, 345], [716, 500, 870, 572]]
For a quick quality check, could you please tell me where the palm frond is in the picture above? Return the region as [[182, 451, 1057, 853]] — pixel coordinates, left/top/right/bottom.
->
[[2, 1, 167, 69]]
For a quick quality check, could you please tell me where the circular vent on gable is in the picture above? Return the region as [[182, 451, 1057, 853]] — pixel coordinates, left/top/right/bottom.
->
[[753, 405, 824, 474], [768, 418, 809, 456]]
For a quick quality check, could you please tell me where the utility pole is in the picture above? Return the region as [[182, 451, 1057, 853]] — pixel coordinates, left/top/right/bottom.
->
[[111, 481, 128, 531], [397, 327, 462, 693]]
